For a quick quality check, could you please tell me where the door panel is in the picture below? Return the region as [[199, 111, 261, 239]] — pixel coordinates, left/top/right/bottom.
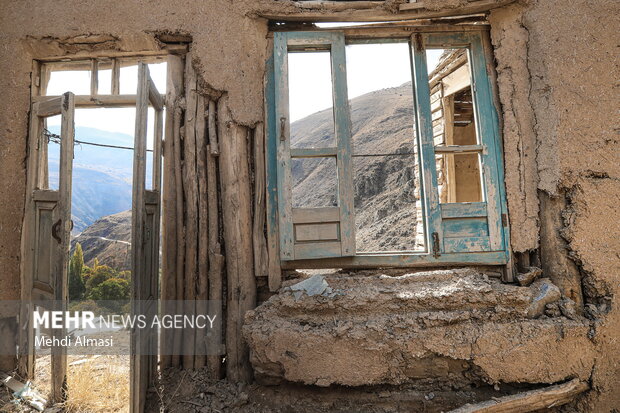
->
[[19, 92, 74, 403], [130, 63, 163, 413]]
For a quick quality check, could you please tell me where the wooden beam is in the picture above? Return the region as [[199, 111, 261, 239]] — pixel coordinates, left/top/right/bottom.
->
[[111, 58, 120, 95], [90, 58, 98, 96], [218, 97, 256, 383], [253, 124, 269, 278], [448, 379, 589, 413], [160, 54, 183, 369], [34, 94, 164, 108], [34, 96, 62, 117], [206, 98, 224, 379], [182, 56, 199, 370], [195, 94, 208, 369], [255, 0, 516, 22], [172, 106, 184, 368]]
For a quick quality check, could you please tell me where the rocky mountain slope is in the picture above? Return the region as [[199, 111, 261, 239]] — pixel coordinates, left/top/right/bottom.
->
[[291, 82, 421, 252], [71, 210, 132, 271]]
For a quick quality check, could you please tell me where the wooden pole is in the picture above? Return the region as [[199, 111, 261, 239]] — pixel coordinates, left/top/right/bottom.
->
[[448, 379, 589, 413], [253, 124, 269, 278], [195, 94, 209, 369], [160, 54, 183, 369], [182, 57, 199, 370], [172, 106, 184, 368], [206, 99, 225, 380], [218, 96, 256, 383]]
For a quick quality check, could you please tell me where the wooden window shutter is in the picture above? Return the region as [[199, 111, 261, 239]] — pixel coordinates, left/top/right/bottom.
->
[[273, 31, 355, 261]]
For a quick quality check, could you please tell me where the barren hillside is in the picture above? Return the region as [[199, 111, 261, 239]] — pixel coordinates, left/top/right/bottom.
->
[[291, 82, 421, 252]]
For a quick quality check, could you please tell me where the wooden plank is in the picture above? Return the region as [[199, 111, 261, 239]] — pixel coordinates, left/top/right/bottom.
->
[[274, 32, 295, 260], [442, 95, 457, 202], [444, 236, 490, 252], [111, 58, 120, 95], [195, 94, 208, 369], [206, 98, 224, 377], [441, 202, 487, 218], [32, 189, 59, 202], [264, 49, 283, 292], [331, 32, 356, 257], [160, 54, 183, 369], [34, 96, 62, 117], [130, 64, 149, 413], [182, 57, 199, 370], [411, 33, 443, 253], [256, 0, 516, 21], [434, 144, 483, 153], [292, 207, 340, 224], [90, 59, 98, 96], [50, 92, 74, 404], [295, 223, 339, 242], [294, 241, 342, 259], [34, 94, 164, 108], [443, 217, 489, 238], [253, 124, 269, 278], [208, 100, 219, 155], [218, 98, 256, 383], [282, 250, 509, 269], [290, 147, 338, 157], [448, 379, 589, 413], [148, 74, 165, 111], [19, 60, 43, 379], [172, 108, 184, 368], [442, 63, 471, 96]]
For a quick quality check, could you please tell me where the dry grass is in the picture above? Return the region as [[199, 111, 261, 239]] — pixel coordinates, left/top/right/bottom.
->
[[63, 355, 129, 413], [31, 355, 129, 413]]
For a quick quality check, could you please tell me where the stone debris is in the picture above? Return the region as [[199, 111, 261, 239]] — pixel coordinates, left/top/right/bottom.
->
[[559, 298, 579, 320], [527, 278, 562, 318], [285, 274, 334, 301], [516, 267, 543, 286]]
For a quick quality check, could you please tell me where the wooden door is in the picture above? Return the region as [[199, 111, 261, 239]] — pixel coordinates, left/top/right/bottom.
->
[[130, 63, 164, 413], [19, 92, 75, 403]]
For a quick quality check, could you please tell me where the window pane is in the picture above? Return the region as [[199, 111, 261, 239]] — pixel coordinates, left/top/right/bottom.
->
[[288, 51, 335, 149], [46, 69, 91, 96], [291, 157, 338, 208], [345, 41, 424, 252], [98, 68, 112, 95], [427, 48, 483, 203], [354, 154, 422, 252], [45, 116, 61, 191], [119, 65, 139, 94], [346, 42, 416, 156], [436, 152, 483, 203]]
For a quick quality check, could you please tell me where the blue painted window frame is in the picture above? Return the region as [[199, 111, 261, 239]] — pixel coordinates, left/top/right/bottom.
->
[[265, 29, 510, 268]]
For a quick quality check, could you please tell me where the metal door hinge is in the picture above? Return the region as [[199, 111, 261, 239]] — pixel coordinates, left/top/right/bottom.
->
[[432, 232, 440, 258]]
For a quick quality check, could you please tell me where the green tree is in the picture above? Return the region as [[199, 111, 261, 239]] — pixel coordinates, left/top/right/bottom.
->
[[88, 278, 130, 312], [68, 243, 86, 300], [85, 264, 117, 292]]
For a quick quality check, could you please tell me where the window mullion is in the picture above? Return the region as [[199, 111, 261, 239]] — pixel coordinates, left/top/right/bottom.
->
[[331, 33, 355, 256], [411, 33, 443, 256], [467, 34, 505, 252]]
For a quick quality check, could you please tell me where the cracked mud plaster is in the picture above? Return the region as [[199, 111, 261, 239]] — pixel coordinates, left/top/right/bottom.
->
[[491, 0, 619, 410], [488, 3, 539, 252]]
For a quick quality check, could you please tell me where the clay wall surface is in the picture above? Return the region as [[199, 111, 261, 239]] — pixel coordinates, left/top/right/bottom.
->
[[490, 1, 619, 410], [0, 0, 618, 409]]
